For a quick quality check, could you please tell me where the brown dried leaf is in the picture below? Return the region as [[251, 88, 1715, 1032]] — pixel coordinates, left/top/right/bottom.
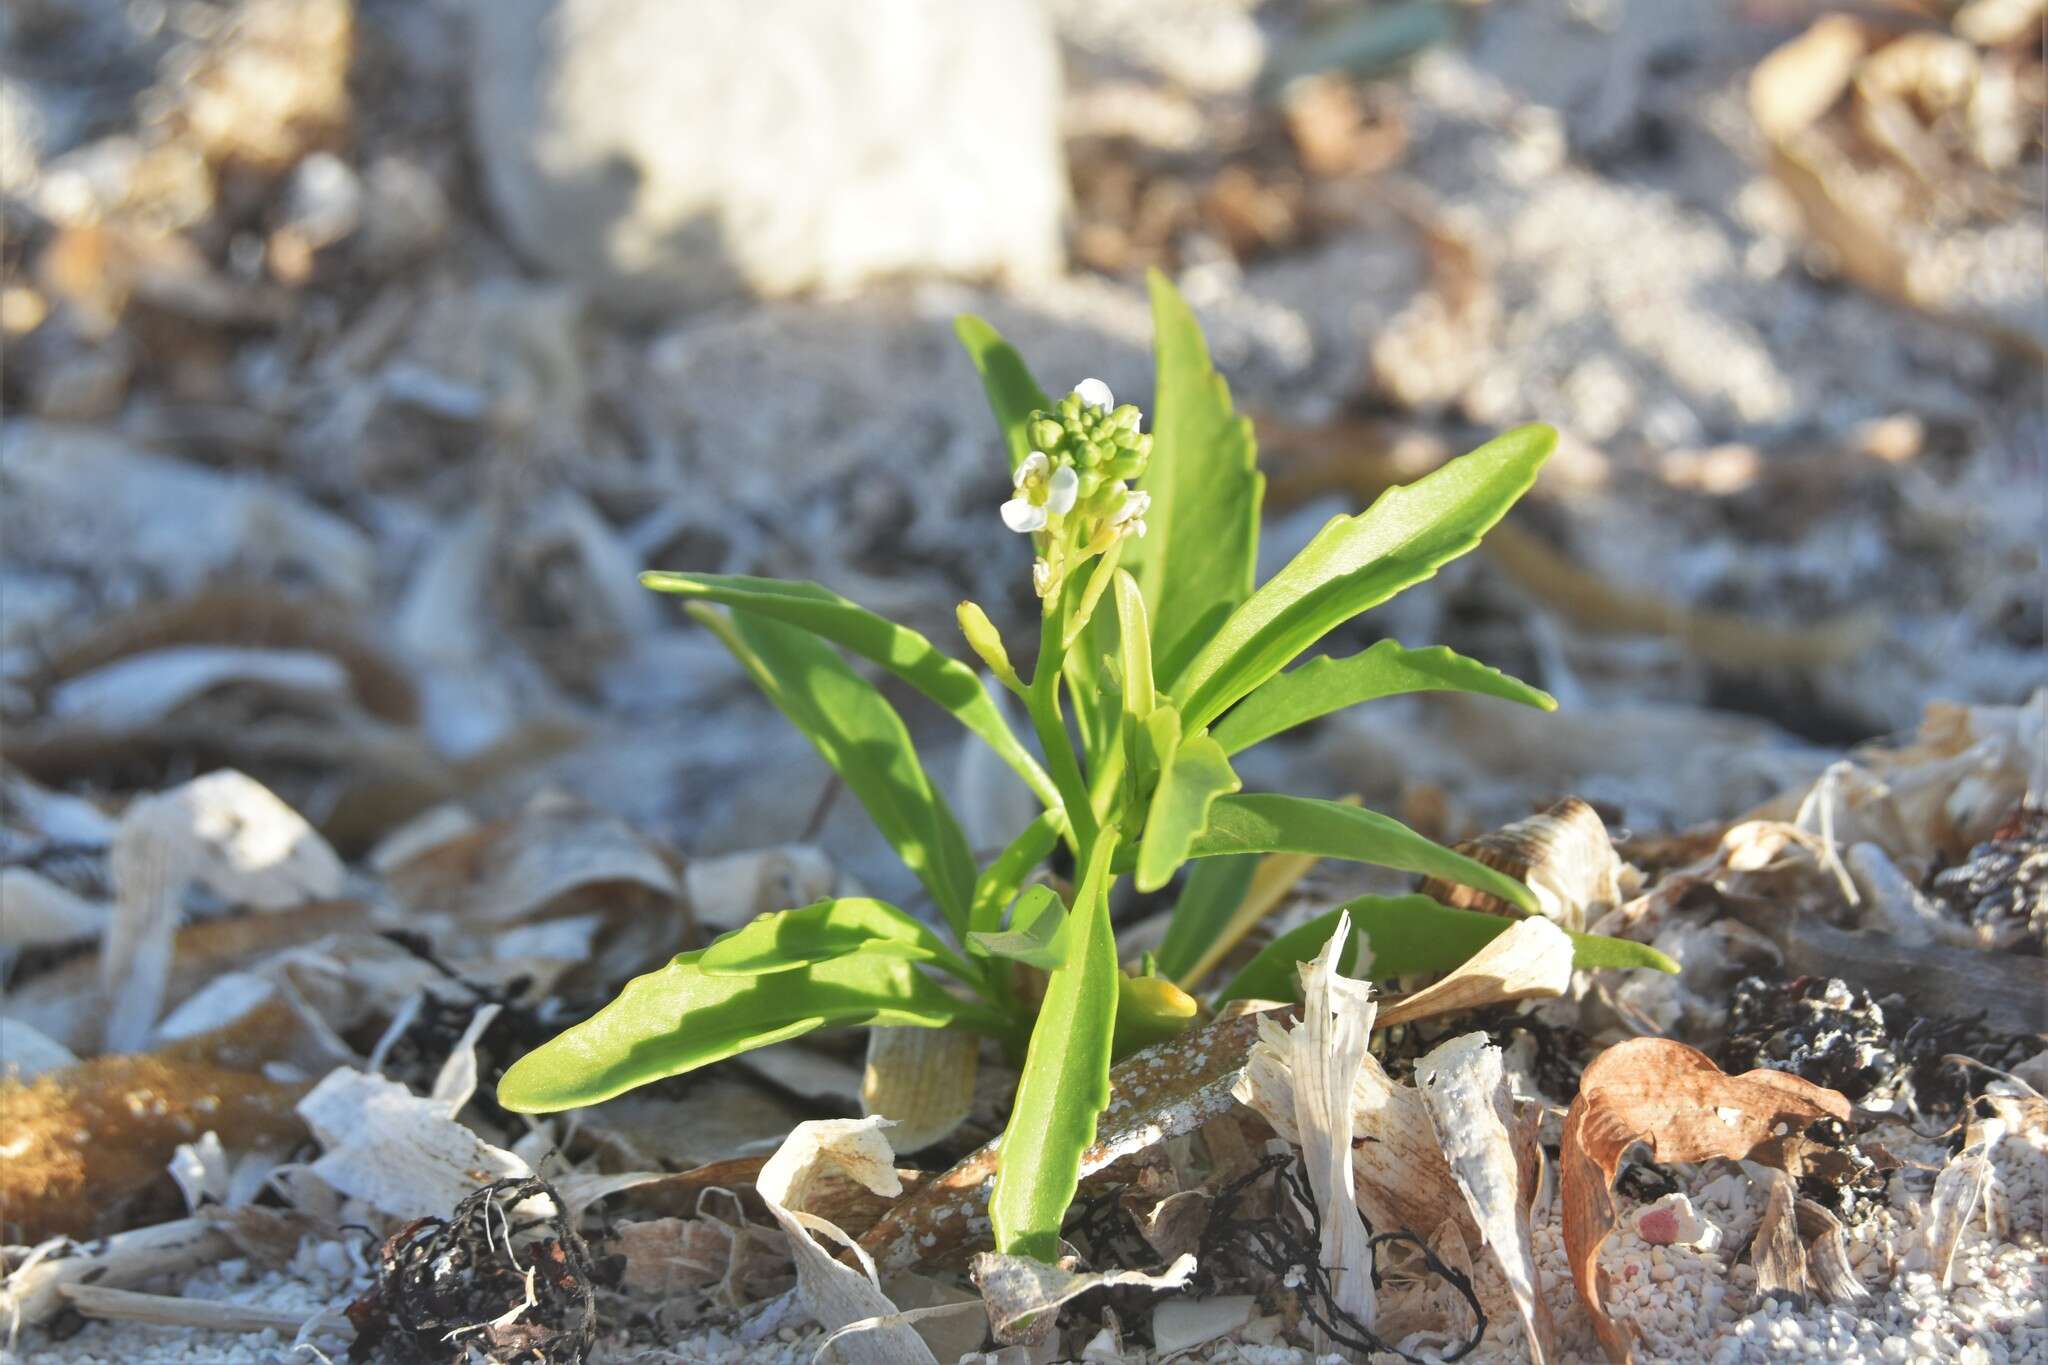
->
[[1561, 1039, 1850, 1363], [1751, 1170, 1808, 1302]]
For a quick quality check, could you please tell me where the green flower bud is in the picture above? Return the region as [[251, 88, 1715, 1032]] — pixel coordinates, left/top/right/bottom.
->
[[1107, 455, 1144, 480], [1113, 405, 1142, 430], [956, 600, 1023, 694], [1076, 470, 1103, 499], [1029, 418, 1063, 451]]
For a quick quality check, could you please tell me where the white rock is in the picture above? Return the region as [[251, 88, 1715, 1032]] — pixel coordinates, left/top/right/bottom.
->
[[1637, 1192, 1721, 1250], [469, 0, 1064, 315]]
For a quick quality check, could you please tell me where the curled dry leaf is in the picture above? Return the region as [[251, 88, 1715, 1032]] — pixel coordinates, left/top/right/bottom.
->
[[1374, 915, 1575, 1031], [970, 1250, 1196, 1346], [0, 1207, 306, 1330], [754, 1118, 939, 1365], [1560, 1038, 1851, 1364], [859, 1009, 1272, 1274], [1928, 1112, 2004, 1290], [861, 1027, 980, 1155]]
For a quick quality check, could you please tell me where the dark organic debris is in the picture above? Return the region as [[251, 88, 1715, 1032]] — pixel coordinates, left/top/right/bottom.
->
[[1721, 974, 2044, 1118], [1722, 977, 1901, 1105], [1196, 1151, 1487, 1364], [1927, 807, 2047, 954], [347, 1178, 601, 1365]]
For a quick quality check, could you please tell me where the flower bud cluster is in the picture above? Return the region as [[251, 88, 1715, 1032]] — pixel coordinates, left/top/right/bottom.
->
[[998, 379, 1153, 601]]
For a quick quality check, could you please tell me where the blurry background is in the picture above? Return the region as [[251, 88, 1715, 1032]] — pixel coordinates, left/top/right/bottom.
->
[[3, 0, 2042, 899]]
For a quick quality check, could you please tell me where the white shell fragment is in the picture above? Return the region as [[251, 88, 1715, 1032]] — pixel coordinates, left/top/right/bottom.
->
[[1636, 1192, 1721, 1250], [1375, 915, 1575, 1030], [1415, 1032, 1557, 1362], [861, 1027, 980, 1154], [295, 1065, 529, 1219]]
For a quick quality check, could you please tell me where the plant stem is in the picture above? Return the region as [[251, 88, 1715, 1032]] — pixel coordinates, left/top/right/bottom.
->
[[1028, 593, 1099, 852]]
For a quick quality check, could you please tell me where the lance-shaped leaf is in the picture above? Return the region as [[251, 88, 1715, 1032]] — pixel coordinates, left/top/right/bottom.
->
[[699, 897, 977, 983], [1134, 270, 1265, 689], [498, 950, 998, 1112], [990, 828, 1122, 1261], [692, 605, 978, 936], [1186, 794, 1540, 913], [969, 811, 1064, 938], [968, 885, 1069, 970], [1211, 639, 1555, 755], [1136, 732, 1242, 893], [956, 315, 1052, 474], [1213, 896, 1677, 1006], [1172, 425, 1555, 732], [650, 573, 1061, 814], [1155, 854, 1256, 982]]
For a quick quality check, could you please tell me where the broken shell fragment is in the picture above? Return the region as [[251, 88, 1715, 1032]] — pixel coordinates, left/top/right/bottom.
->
[[1418, 796, 1624, 931]]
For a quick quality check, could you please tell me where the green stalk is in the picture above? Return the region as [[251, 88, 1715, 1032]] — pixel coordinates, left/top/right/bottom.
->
[[1027, 594, 1098, 851]]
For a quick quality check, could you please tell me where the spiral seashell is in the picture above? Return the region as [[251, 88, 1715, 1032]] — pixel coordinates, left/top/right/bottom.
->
[[1418, 797, 1623, 932]]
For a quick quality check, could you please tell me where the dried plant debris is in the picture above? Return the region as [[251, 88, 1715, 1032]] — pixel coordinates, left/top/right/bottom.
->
[[1560, 1038, 1852, 1363], [346, 1177, 601, 1365]]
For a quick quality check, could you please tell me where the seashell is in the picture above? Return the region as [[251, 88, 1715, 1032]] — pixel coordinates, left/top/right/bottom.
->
[[1418, 797, 1623, 932], [861, 1027, 982, 1156]]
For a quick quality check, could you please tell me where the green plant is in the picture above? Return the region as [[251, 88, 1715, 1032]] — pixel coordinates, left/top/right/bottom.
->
[[498, 271, 1675, 1261]]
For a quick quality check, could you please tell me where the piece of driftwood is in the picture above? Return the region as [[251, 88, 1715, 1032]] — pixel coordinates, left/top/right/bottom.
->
[[59, 1283, 307, 1333], [859, 1009, 1274, 1274], [1728, 905, 2048, 1036]]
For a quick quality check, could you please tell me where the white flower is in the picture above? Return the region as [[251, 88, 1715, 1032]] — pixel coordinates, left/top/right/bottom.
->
[[1000, 451, 1078, 534], [1073, 378, 1114, 412], [1031, 557, 1053, 596], [1110, 488, 1151, 539]]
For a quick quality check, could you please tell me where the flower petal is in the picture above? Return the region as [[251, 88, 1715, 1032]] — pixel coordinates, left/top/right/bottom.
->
[[1001, 498, 1048, 533], [1015, 450, 1050, 489], [1046, 466, 1079, 515], [1111, 489, 1151, 525], [1073, 378, 1114, 412]]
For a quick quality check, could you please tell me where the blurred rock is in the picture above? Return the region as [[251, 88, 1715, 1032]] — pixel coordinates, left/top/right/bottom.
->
[[468, 0, 1064, 316]]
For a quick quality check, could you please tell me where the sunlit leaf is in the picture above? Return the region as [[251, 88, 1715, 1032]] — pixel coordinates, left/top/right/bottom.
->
[[1135, 733, 1241, 893], [648, 573, 1060, 814], [1173, 425, 1555, 731], [967, 884, 1069, 969], [956, 314, 1052, 474], [699, 896, 976, 983], [969, 811, 1064, 938], [990, 828, 1122, 1260], [1186, 793, 1539, 914], [498, 950, 997, 1112], [1134, 270, 1265, 688], [1212, 639, 1555, 754]]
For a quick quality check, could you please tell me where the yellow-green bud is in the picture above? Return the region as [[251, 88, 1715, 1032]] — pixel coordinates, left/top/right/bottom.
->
[[1029, 418, 1062, 450], [1112, 974, 1199, 1059], [956, 600, 1023, 694]]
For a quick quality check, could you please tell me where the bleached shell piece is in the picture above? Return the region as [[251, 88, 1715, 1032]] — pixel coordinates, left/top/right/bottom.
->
[[295, 1066, 530, 1219], [47, 646, 352, 733], [861, 1027, 980, 1155], [1152, 1294, 1257, 1357], [1415, 1032, 1556, 1363], [0, 1016, 79, 1079], [101, 770, 347, 1053], [1417, 797, 1621, 931], [1928, 1117, 2005, 1290], [0, 866, 109, 947], [685, 842, 836, 932], [971, 1250, 1196, 1346]]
